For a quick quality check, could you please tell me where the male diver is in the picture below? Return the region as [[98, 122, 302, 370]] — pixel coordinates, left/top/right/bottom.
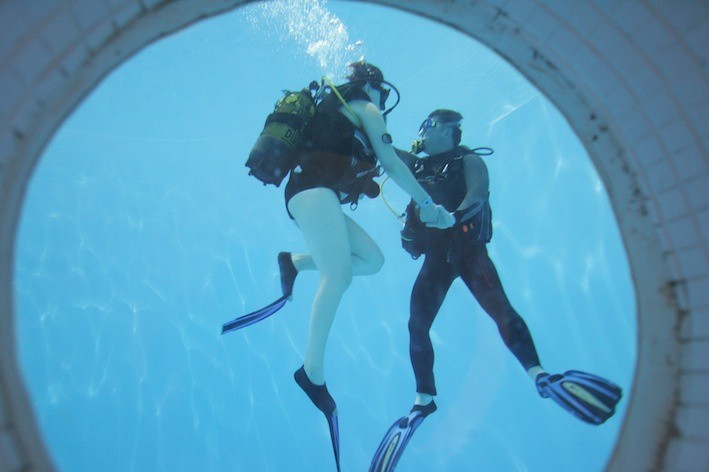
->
[[369, 110, 622, 472]]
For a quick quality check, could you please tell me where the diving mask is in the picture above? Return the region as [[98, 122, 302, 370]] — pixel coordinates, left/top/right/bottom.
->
[[418, 116, 461, 135], [418, 117, 439, 135]]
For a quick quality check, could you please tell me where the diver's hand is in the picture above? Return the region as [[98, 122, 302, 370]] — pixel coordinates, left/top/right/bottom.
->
[[418, 198, 455, 229]]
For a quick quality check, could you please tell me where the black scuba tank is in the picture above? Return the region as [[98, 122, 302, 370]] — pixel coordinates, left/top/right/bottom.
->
[[246, 83, 318, 186]]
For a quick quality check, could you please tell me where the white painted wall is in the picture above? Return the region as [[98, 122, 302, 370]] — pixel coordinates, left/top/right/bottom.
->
[[1, 1, 706, 470]]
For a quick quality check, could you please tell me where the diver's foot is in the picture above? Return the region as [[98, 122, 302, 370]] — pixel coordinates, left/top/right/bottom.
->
[[294, 366, 341, 471], [411, 400, 437, 418], [294, 366, 337, 416], [278, 252, 298, 299], [370, 400, 435, 471]]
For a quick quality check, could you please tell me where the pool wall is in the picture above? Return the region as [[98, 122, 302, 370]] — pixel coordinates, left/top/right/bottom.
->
[[1, 1, 706, 470]]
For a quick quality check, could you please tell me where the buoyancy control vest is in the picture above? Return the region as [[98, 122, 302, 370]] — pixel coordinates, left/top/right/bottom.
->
[[401, 146, 493, 258], [409, 146, 469, 212], [287, 85, 381, 205]]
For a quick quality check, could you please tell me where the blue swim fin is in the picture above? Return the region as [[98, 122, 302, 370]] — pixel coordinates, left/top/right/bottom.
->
[[221, 252, 296, 334], [294, 366, 341, 472], [536, 370, 622, 425], [369, 401, 436, 472], [221, 294, 288, 334]]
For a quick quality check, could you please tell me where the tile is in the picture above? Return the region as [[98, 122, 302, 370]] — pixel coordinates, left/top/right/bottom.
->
[[658, 119, 698, 155], [685, 277, 709, 310], [40, 8, 81, 56], [676, 245, 709, 280], [680, 306, 709, 340], [664, 436, 709, 472], [667, 214, 701, 250], [645, 159, 678, 194], [673, 144, 706, 183], [675, 403, 709, 439], [12, 38, 52, 84], [561, 1, 604, 38], [684, 175, 709, 213], [656, 187, 690, 222], [69, 0, 110, 31]]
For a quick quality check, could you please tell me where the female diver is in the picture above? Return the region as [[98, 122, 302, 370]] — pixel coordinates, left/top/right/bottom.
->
[[281, 61, 454, 470]]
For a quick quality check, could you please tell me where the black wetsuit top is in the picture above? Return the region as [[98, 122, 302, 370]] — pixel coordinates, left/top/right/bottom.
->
[[284, 86, 379, 216], [402, 146, 540, 395]]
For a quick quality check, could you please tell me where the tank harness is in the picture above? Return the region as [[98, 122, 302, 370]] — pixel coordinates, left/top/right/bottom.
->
[[245, 77, 400, 208]]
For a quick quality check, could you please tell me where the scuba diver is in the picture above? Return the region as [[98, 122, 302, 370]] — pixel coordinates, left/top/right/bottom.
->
[[224, 63, 454, 472], [369, 109, 623, 472]]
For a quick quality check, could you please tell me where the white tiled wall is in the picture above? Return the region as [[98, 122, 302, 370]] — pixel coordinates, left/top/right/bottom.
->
[[1, 1, 707, 471]]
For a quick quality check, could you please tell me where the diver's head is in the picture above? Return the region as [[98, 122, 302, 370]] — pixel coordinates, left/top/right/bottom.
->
[[347, 60, 391, 111], [415, 109, 463, 155]]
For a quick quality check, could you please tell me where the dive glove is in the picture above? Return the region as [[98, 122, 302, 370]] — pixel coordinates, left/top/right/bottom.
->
[[418, 198, 455, 229]]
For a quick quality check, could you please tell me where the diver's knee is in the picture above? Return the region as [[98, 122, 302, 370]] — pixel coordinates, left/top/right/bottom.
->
[[408, 318, 428, 339], [323, 269, 353, 293], [357, 246, 384, 275], [408, 337, 429, 358], [498, 312, 530, 338], [370, 249, 385, 274]]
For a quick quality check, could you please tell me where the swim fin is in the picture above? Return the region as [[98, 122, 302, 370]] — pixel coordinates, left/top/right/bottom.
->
[[369, 401, 437, 472], [294, 366, 341, 472], [536, 370, 622, 425], [221, 252, 297, 335], [221, 294, 288, 334]]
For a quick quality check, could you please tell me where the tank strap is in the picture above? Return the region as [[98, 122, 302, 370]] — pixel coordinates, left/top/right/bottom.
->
[[325, 78, 364, 129]]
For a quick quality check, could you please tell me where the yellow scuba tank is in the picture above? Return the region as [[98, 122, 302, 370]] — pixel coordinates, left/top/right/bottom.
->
[[246, 81, 319, 186]]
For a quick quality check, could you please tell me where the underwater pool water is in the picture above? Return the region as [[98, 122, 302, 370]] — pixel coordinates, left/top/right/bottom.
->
[[14, 2, 635, 471]]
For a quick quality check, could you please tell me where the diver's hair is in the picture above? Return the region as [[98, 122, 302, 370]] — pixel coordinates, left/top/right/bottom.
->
[[429, 109, 463, 145], [347, 60, 384, 87]]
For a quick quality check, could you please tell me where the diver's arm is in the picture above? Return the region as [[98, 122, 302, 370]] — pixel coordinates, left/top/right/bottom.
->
[[346, 101, 429, 203], [394, 147, 418, 167], [457, 153, 490, 211]]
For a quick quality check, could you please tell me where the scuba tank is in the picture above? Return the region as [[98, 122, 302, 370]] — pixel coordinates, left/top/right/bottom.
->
[[246, 81, 319, 187]]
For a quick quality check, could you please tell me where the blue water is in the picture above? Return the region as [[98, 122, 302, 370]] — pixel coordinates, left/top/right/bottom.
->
[[14, 2, 635, 471]]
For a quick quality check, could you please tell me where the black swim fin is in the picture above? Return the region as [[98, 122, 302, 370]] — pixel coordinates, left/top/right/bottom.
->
[[369, 401, 437, 472], [221, 295, 288, 334], [536, 370, 622, 425], [294, 366, 341, 472]]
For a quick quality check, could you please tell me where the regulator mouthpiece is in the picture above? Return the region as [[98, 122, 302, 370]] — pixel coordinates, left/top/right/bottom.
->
[[411, 139, 425, 154]]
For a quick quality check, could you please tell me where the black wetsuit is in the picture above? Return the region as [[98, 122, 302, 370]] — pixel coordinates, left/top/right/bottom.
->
[[284, 86, 380, 216], [401, 147, 541, 395]]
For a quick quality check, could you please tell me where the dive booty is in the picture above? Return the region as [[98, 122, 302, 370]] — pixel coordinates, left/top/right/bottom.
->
[[278, 252, 298, 299], [410, 400, 437, 417], [294, 366, 341, 472]]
